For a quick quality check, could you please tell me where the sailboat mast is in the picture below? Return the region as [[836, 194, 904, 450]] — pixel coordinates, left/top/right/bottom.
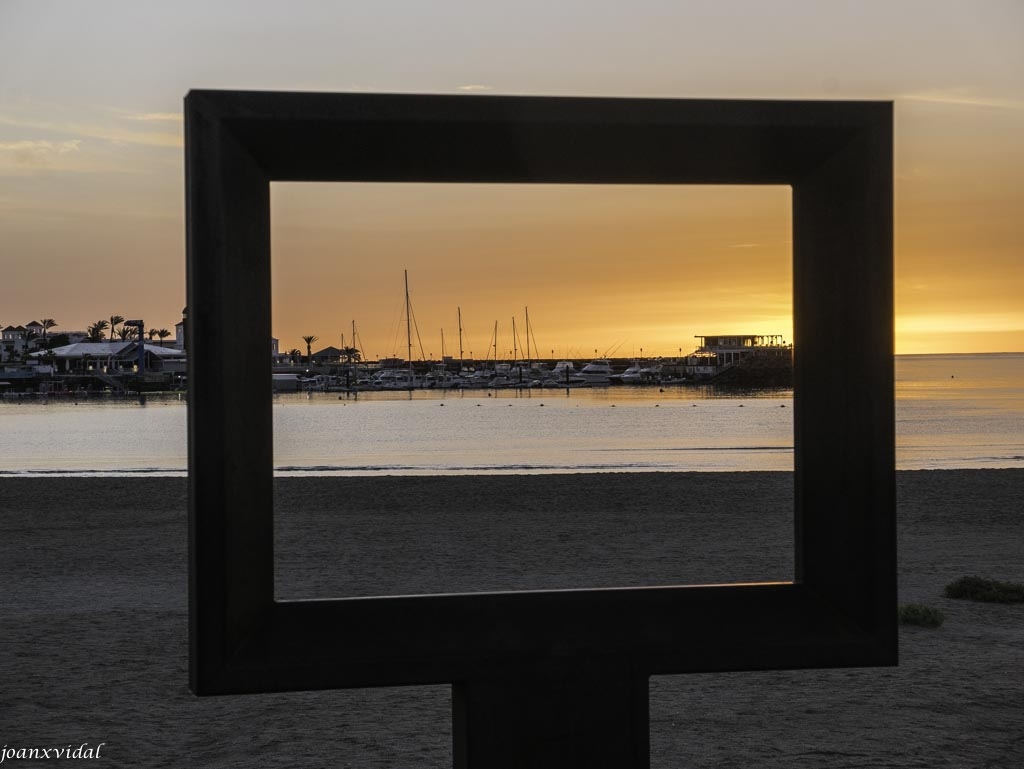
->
[[458, 306, 464, 369], [493, 320, 498, 366], [351, 319, 363, 363], [525, 306, 531, 363], [512, 316, 517, 361], [404, 270, 412, 368]]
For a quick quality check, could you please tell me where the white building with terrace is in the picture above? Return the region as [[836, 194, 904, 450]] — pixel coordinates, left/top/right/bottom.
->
[[31, 341, 187, 375], [685, 334, 793, 378]]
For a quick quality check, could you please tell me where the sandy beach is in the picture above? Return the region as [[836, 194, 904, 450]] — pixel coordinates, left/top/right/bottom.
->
[[1, 470, 1022, 767]]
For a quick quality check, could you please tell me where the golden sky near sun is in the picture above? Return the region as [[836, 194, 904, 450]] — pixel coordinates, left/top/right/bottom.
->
[[271, 184, 792, 360], [1, 0, 1021, 355]]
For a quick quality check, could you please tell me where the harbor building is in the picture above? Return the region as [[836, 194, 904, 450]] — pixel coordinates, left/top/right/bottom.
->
[[685, 334, 792, 379]]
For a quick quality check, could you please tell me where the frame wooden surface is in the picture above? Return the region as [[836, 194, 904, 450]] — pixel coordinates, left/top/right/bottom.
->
[[186, 92, 894, 703]]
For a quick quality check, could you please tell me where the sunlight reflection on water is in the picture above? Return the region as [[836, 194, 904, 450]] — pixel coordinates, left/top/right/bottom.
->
[[1, 354, 1021, 475]]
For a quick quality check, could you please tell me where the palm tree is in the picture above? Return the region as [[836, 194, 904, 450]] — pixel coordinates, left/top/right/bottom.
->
[[40, 318, 57, 345], [156, 328, 171, 346], [301, 335, 319, 365], [116, 325, 137, 340], [340, 346, 362, 363], [287, 348, 302, 365], [109, 315, 125, 340], [148, 328, 159, 341], [87, 320, 109, 342]]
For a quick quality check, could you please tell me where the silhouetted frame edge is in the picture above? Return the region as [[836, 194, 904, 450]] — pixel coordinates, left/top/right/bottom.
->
[[185, 90, 895, 696]]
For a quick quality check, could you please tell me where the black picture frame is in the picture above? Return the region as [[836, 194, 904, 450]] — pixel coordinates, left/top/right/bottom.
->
[[186, 91, 894, 762]]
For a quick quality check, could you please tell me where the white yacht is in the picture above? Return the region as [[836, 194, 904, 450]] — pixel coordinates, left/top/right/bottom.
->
[[374, 368, 419, 389], [545, 360, 583, 386], [640, 362, 664, 382], [578, 359, 614, 384], [619, 361, 643, 384]]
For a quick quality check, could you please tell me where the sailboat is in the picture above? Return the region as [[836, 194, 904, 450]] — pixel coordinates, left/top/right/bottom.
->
[[373, 270, 422, 390], [508, 307, 549, 386], [424, 327, 462, 389]]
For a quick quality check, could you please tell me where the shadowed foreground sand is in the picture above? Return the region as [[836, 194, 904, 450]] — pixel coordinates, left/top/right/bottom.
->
[[1, 471, 1022, 767]]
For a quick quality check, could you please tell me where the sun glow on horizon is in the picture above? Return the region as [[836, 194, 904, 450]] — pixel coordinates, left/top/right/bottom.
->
[[896, 314, 1024, 355]]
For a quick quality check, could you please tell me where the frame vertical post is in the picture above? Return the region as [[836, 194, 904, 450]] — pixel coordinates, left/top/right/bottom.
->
[[454, 663, 649, 768]]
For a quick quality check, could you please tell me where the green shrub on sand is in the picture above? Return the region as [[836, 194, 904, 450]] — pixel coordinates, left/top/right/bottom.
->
[[898, 604, 945, 628], [944, 576, 1024, 604]]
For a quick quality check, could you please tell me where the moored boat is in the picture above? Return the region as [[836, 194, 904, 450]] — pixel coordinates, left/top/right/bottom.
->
[[578, 358, 614, 384]]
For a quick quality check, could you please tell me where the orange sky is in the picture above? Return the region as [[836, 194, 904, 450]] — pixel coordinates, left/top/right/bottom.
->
[[271, 184, 793, 360], [1, 1, 1021, 355]]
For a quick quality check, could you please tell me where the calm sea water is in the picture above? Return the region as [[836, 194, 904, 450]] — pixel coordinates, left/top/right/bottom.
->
[[1, 353, 1021, 476]]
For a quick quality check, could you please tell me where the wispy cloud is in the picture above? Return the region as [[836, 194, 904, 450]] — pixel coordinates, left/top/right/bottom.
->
[[901, 89, 1024, 111], [728, 242, 762, 249], [458, 84, 493, 92], [0, 139, 82, 154], [123, 111, 182, 123], [0, 114, 181, 148], [0, 139, 82, 169]]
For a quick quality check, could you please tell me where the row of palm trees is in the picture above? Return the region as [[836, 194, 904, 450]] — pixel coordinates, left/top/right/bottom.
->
[[290, 334, 362, 366], [84, 315, 173, 345], [7, 316, 174, 346]]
